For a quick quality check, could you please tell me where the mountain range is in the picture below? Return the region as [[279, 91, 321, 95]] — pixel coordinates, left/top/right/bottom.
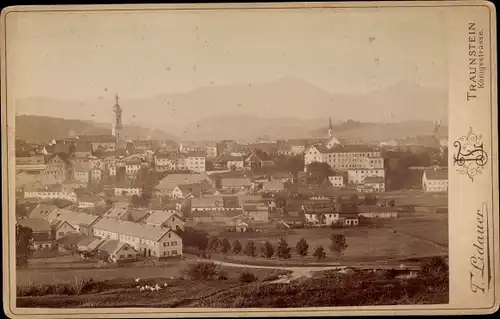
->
[[15, 77, 448, 141]]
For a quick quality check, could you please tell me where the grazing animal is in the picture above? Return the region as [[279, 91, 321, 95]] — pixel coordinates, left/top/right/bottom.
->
[[140, 287, 145, 292], [155, 284, 160, 290], [150, 287, 155, 292], [164, 283, 168, 287], [135, 278, 141, 283]]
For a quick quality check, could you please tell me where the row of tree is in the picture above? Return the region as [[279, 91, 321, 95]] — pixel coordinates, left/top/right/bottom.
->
[[203, 234, 349, 261]]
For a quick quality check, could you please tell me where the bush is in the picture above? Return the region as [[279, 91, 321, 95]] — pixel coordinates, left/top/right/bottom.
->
[[185, 262, 218, 280], [17, 277, 100, 297], [239, 271, 257, 283]]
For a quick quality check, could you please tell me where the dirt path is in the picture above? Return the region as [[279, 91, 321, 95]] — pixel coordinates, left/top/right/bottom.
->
[[195, 258, 419, 283]]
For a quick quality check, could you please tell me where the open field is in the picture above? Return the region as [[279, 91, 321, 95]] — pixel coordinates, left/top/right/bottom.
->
[[200, 213, 448, 266]]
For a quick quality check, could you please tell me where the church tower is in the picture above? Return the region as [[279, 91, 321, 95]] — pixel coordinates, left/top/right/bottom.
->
[[328, 116, 333, 138], [112, 95, 123, 141]]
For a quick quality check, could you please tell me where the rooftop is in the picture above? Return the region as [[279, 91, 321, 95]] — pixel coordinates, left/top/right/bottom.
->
[[424, 168, 448, 180], [17, 218, 51, 232], [93, 217, 174, 242], [47, 209, 101, 227]]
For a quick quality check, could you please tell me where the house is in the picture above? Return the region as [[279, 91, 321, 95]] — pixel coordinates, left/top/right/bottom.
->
[[144, 210, 185, 231], [359, 176, 386, 193], [73, 162, 90, 184], [191, 196, 225, 211], [358, 205, 399, 219], [191, 209, 244, 223], [422, 168, 448, 192], [17, 218, 53, 250], [226, 156, 245, 170], [303, 207, 340, 227], [90, 168, 103, 182], [77, 236, 106, 254], [125, 160, 142, 176], [46, 209, 101, 236], [49, 220, 76, 240], [171, 181, 214, 199], [92, 217, 183, 259], [261, 179, 285, 192], [15, 155, 46, 172], [221, 177, 252, 191], [186, 151, 206, 172], [244, 150, 275, 170], [339, 213, 359, 226], [78, 195, 105, 209], [114, 183, 142, 197], [103, 204, 150, 223], [328, 175, 345, 187], [235, 221, 249, 232], [42, 153, 73, 184], [347, 169, 385, 184], [28, 203, 59, 219], [97, 240, 140, 263], [243, 204, 269, 222], [24, 184, 78, 203], [153, 173, 213, 197]]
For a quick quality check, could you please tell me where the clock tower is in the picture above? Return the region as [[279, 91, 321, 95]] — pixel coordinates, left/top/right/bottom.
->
[[112, 95, 123, 141]]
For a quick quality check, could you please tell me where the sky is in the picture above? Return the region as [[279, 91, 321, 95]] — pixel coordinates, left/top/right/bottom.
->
[[6, 6, 449, 101]]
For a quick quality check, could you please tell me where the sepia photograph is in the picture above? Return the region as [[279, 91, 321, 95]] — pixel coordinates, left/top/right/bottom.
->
[[1, 2, 497, 317]]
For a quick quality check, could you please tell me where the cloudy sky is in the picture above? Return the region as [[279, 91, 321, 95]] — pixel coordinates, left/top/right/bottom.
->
[[6, 6, 449, 101]]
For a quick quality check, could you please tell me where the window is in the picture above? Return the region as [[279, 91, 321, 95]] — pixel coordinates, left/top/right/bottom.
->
[[172, 250, 178, 255], [58, 232, 64, 236]]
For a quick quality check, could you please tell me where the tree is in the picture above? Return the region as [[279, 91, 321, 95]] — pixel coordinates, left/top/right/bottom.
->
[[329, 234, 348, 260], [16, 225, 33, 269], [232, 240, 242, 254], [243, 241, 257, 257], [313, 246, 327, 261], [306, 162, 333, 185], [296, 238, 309, 258], [260, 241, 275, 259], [131, 194, 141, 207], [220, 238, 231, 253], [230, 164, 237, 171], [349, 194, 359, 203], [207, 237, 219, 251], [388, 199, 396, 207], [363, 195, 377, 205], [276, 237, 291, 260]]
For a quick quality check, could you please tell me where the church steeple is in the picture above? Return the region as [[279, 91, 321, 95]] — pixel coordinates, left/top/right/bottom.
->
[[328, 116, 333, 138], [112, 94, 123, 141]]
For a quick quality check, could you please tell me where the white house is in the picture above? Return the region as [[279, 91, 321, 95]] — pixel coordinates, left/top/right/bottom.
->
[[347, 169, 385, 184], [114, 184, 142, 197], [328, 175, 344, 187], [303, 207, 340, 226], [92, 217, 183, 259], [422, 168, 448, 192], [145, 210, 186, 231]]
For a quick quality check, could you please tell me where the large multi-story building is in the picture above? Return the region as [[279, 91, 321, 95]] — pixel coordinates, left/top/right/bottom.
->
[[305, 144, 382, 170]]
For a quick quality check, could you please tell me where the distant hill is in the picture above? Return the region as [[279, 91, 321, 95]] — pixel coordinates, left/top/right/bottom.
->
[[16, 77, 447, 141], [15, 115, 179, 143], [308, 120, 448, 142]]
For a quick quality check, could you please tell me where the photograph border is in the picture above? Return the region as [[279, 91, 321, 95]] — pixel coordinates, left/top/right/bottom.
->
[[1, 1, 497, 317]]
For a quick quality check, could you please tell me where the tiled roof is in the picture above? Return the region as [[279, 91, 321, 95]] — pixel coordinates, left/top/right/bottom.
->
[[93, 217, 174, 242], [77, 236, 105, 250], [187, 151, 206, 158], [424, 169, 448, 180], [262, 179, 285, 191], [177, 182, 214, 197], [120, 209, 150, 223], [47, 152, 72, 165], [29, 204, 59, 219], [145, 210, 182, 226], [47, 209, 101, 227], [191, 196, 224, 208], [75, 142, 92, 153], [223, 196, 241, 209], [16, 155, 45, 165], [17, 218, 52, 232], [311, 144, 380, 154], [221, 177, 252, 188], [98, 239, 131, 255], [191, 209, 244, 218], [156, 173, 213, 190], [104, 203, 130, 218]]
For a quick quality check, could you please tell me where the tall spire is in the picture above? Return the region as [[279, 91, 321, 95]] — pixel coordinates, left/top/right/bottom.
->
[[115, 94, 119, 105], [328, 116, 333, 138]]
